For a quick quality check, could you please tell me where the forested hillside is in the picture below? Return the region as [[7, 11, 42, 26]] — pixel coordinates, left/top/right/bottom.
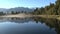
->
[[32, 0, 60, 15]]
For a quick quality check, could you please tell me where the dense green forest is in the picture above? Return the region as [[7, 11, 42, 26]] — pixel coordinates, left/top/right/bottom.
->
[[32, 0, 60, 15]]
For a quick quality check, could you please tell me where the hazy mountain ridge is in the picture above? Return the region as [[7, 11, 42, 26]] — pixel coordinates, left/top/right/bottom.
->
[[0, 7, 34, 12], [0, 8, 7, 12]]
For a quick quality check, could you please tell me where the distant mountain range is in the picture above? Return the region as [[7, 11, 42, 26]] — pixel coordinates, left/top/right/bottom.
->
[[0, 7, 34, 12]]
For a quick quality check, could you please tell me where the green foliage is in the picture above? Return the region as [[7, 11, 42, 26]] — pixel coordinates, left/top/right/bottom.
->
[[0, 12, 5, 15], [32, 0, 60, 15], [11, 11, 28, 14]]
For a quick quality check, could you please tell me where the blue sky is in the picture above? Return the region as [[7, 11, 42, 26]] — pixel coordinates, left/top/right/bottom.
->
[[0, 0, 56, 8]]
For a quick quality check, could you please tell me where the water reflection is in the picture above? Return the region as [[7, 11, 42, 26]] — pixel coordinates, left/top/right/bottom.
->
[[0, 17, 60, 34], [0, 17, 34, 23], [33, 17, 60, 34]]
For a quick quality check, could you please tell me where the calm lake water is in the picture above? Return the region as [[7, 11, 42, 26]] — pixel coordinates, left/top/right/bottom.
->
[[0, 17, 60, 34]]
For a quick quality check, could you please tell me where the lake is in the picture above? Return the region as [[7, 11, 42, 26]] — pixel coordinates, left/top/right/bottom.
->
[[0, 17, 60, 34]]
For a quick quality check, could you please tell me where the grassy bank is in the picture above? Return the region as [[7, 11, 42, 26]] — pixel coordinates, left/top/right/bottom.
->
[[33, 15, 60, 20], [36, 15, 59, 18], [0, 14, 60, 20]]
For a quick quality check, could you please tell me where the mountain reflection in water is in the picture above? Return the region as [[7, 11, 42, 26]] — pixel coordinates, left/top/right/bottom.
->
[[0, 17, 60, 34]]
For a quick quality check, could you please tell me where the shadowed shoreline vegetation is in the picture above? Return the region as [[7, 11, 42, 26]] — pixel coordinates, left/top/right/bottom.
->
[[32, 0, 60, 15], [30, 0, 60, 20]]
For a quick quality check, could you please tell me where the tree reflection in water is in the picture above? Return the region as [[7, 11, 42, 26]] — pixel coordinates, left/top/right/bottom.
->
[[33, 17, 60, 34], [9, 17, 34, 23]]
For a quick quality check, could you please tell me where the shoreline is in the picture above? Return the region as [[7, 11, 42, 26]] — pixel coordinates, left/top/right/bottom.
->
[[0, 14, 33, 18], [0, 14, 60, 20]]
